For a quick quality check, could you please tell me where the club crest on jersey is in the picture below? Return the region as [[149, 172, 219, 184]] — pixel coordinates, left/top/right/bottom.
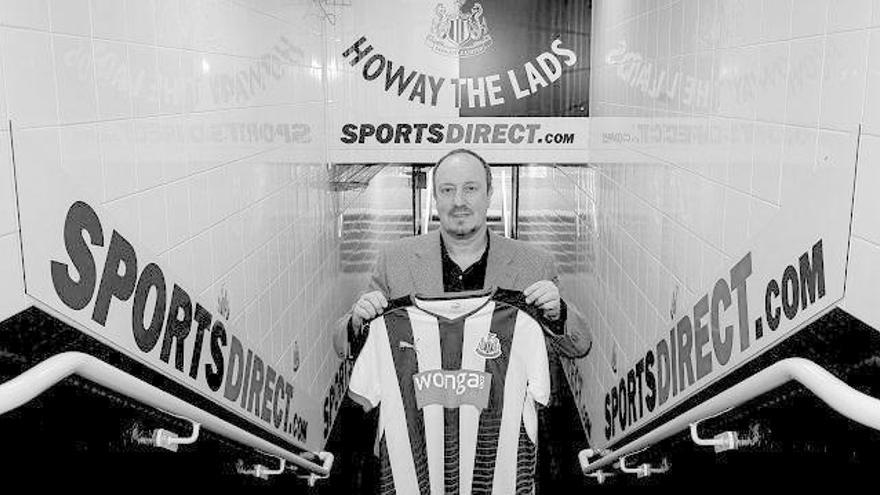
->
[[426, 0, 493, 58], [475, 332, 502, 359]]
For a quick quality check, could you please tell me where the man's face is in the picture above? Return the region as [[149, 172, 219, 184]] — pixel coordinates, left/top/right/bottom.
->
[[433, 153, 491, 239]]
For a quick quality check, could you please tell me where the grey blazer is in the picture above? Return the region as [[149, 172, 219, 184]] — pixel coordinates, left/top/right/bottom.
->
[[334, 230, 592, 359]]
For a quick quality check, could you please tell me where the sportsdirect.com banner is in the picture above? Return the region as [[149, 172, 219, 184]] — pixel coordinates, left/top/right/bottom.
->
[[15, 154, 326, 452], [331, 118, 589, 163], [327, 0, 591, 163], [579, 140, 857, 449]]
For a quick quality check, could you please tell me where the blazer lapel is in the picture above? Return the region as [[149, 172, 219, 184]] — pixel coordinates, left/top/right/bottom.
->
[[485, 231, 516, 289], [410, 230, 445, 296]]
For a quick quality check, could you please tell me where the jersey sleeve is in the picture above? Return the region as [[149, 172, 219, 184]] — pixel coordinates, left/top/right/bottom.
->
[[518, 312, 551, 406], [348, 317, 385, 410]]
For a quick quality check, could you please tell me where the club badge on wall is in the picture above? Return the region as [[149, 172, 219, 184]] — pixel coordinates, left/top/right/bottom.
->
[[426, 0, 492, 58], [218, 287, 230, 321]]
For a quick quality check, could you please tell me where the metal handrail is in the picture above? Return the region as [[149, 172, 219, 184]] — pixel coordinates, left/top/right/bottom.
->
[[0, 352, 332, 476], [581, 357, 880, 475]]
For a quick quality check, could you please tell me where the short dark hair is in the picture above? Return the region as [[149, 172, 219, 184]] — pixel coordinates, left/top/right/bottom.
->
[[432, 148, 492, 194]]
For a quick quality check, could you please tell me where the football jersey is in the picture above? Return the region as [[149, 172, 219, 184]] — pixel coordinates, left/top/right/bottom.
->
[[348, 288, 551, 495]]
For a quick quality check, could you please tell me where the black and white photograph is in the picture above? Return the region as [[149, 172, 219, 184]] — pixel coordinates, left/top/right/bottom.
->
[[0, 0, 878, 492]]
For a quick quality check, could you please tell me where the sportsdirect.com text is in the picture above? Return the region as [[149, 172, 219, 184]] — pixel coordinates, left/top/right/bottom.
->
[[340, 122, 575, 145]]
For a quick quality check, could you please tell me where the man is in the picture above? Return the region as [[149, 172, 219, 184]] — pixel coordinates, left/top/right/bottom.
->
[[334, 148, 591, 359], [332, 148, 592, 491]]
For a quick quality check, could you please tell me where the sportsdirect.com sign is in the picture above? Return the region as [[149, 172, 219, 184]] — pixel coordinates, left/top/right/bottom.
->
[[340, 121, 575, 145], [592, 148, 856, 449], [48, 201, 309, 445], [16, 162, 324, 451], [39, 200, 314, 446], [330, 118, 590, 164], [604, 242, 825, 442]]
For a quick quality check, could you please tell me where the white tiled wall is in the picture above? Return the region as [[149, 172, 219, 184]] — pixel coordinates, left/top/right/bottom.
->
[[0, 124, 26, 321], [577, 0, 875, 446], [0, 0, 360, 444]]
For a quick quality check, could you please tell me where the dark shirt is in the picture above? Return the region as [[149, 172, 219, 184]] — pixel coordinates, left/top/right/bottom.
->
[[440, 233, 490, 292], [440, 234, 566, 334]]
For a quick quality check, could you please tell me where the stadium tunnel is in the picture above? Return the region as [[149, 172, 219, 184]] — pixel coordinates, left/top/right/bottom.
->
[[1, 0, 880, 492]]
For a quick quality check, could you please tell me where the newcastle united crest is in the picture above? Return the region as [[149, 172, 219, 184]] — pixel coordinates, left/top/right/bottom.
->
[[426, 0, 493, 58], [475, 332, 502, 359]]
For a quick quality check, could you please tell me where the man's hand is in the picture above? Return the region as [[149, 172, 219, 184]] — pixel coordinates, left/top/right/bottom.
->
[[351, 290, 388, 328], [524, 280, 561, 321]]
